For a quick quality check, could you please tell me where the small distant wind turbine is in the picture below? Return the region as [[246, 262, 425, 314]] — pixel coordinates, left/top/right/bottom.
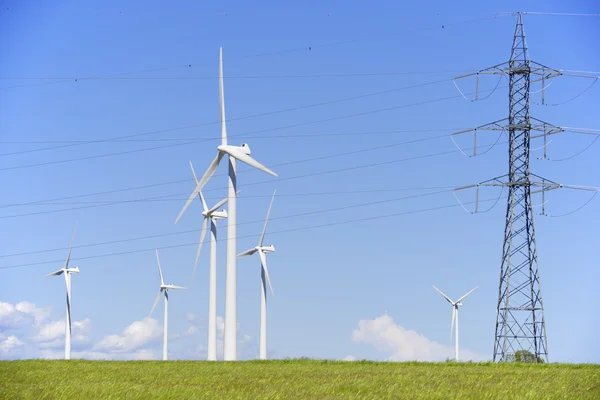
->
[[174, 47, 277, 361], [433, 285, 478, 362], [45, 223, 80, 360], [177, 160, 233, 361], [238, 190, 276, 360], [150, 249, 185, 361]]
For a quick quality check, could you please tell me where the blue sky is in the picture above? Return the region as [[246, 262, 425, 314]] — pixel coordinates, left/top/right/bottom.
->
[[1, 0, 598, 362]]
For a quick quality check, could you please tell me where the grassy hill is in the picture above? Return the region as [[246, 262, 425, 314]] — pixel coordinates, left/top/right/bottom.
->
[[0, 359, 598, 399]]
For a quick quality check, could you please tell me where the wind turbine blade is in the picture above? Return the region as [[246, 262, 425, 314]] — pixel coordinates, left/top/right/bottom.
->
[[165, 285, 186, 290], [433, 285, 454, 305], [64, 221, 78, 269], [149, 289, 162, 317], [207, 190, 240, 215], [189, 160, 208, 212], [456, 286, 479, 304], [192, 218, 208, 281], [175, 152, 224, 224], [451, 307, 456, 340], [155, 249, 164, 286], [189, 160, 198, 182], [237, 248, 258, 258], [258, 250, 274, 296], [219, 47, 227, 146], [226, 148, 278, 177], [259, 190, 276, 247], [45, 269, 64, 277]]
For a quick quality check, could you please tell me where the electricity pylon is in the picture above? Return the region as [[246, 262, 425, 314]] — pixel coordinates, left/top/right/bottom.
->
[[453, 12, 563, 363]]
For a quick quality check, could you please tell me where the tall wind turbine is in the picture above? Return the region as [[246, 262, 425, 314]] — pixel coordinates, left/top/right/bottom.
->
[[238, 190, 276, 360], [150, 249, 185, 361], [176, 160, 232, 361], [175, 47, 278, 360], [433, 285, 478, 362], [45, 223, 80, 360]]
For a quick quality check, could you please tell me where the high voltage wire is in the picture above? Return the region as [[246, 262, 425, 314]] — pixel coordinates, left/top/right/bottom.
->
[[0, 195, 505, 270], [0, 77, 455, 158], [239, 15, 502, 58], [0, 65, 193, 90], [0, 82, 507, 171], [5, 186, 458, 206], [497, 11, 600, 17], [0, 128, 457, 146], [0, 14, 501, 90], [0, 138, 506, 216], [0, 189, 455, 258], [0, 70, 474, 81]]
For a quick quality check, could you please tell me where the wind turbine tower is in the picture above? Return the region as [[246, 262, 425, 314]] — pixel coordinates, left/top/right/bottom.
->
[[175, 161, 231, 361], [433, 286, 478, 362], [149, 249, 185, 361], [175, 47, 277, 360], [45, 223, 80, 360], [238, 190, 277, 360]]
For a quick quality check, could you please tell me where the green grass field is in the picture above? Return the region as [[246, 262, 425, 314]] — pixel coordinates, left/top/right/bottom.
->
[[0, 360, 598, 399]]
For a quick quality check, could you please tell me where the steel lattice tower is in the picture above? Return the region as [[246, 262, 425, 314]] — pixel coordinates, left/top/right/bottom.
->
[[452, 13, 567, 363], [493, 14, 548, 363]]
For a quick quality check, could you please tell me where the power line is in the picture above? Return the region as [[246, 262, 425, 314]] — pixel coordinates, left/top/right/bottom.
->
[[0, 188, 454, 258], [244, 15, 502, 58], [0, 77, 455, 158], [511, 12, 600, 17], [0, 65, 193, 90], [0, 14, 501, 90], [0, 138, 506, 215], [0, 81, 507, 171], [4, 186, 458, 206], [0, 69, 475, 81], [0, 128, 457, 146], [0, 195, 504, 270]]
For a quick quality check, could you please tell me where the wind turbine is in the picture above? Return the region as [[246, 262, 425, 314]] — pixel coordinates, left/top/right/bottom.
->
[[150, 249, 185, 361], [238, 190, 276, 360], [175, 47, 277, 360], [433, 285, 478, 362], [45, 223, 80, 360], [177, 160, 232, 361]]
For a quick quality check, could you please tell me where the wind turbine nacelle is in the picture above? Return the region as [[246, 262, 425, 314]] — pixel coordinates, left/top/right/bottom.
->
[[68, 266, 80, 273], [261, 245, 275, 253], [212, 210, 228, 219], [456, 302, 462, 307], [238, 143, 251, 155]]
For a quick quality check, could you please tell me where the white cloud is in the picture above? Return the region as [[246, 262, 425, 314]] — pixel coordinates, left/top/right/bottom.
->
[[34, 317, 92, 349], [352, 314, 487, 362], [37, 348, 157, 361], [94, 317, 161, 353], [342, 355, 356, 361], [0, 335, 24, 353], [0, 301, 257, 361], [0, 301, 50, 329]]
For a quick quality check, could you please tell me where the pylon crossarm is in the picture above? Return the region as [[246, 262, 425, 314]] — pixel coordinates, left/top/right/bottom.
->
[[559, 127, 600, 136], [560, 184, 600, 192], [454, 62, 510, 80], [529, 61, 562, 80], [452, 119, 509, 136], [454, 175, 508, 214]]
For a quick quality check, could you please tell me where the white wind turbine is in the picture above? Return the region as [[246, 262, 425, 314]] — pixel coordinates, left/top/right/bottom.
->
[[175, 47, 277, 361], [45, 223, 80, 360], [149, 249, 185, 361], [238, 190, 276, 360], [433, 285, 478, 362], [176, 160, 232, 361]]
